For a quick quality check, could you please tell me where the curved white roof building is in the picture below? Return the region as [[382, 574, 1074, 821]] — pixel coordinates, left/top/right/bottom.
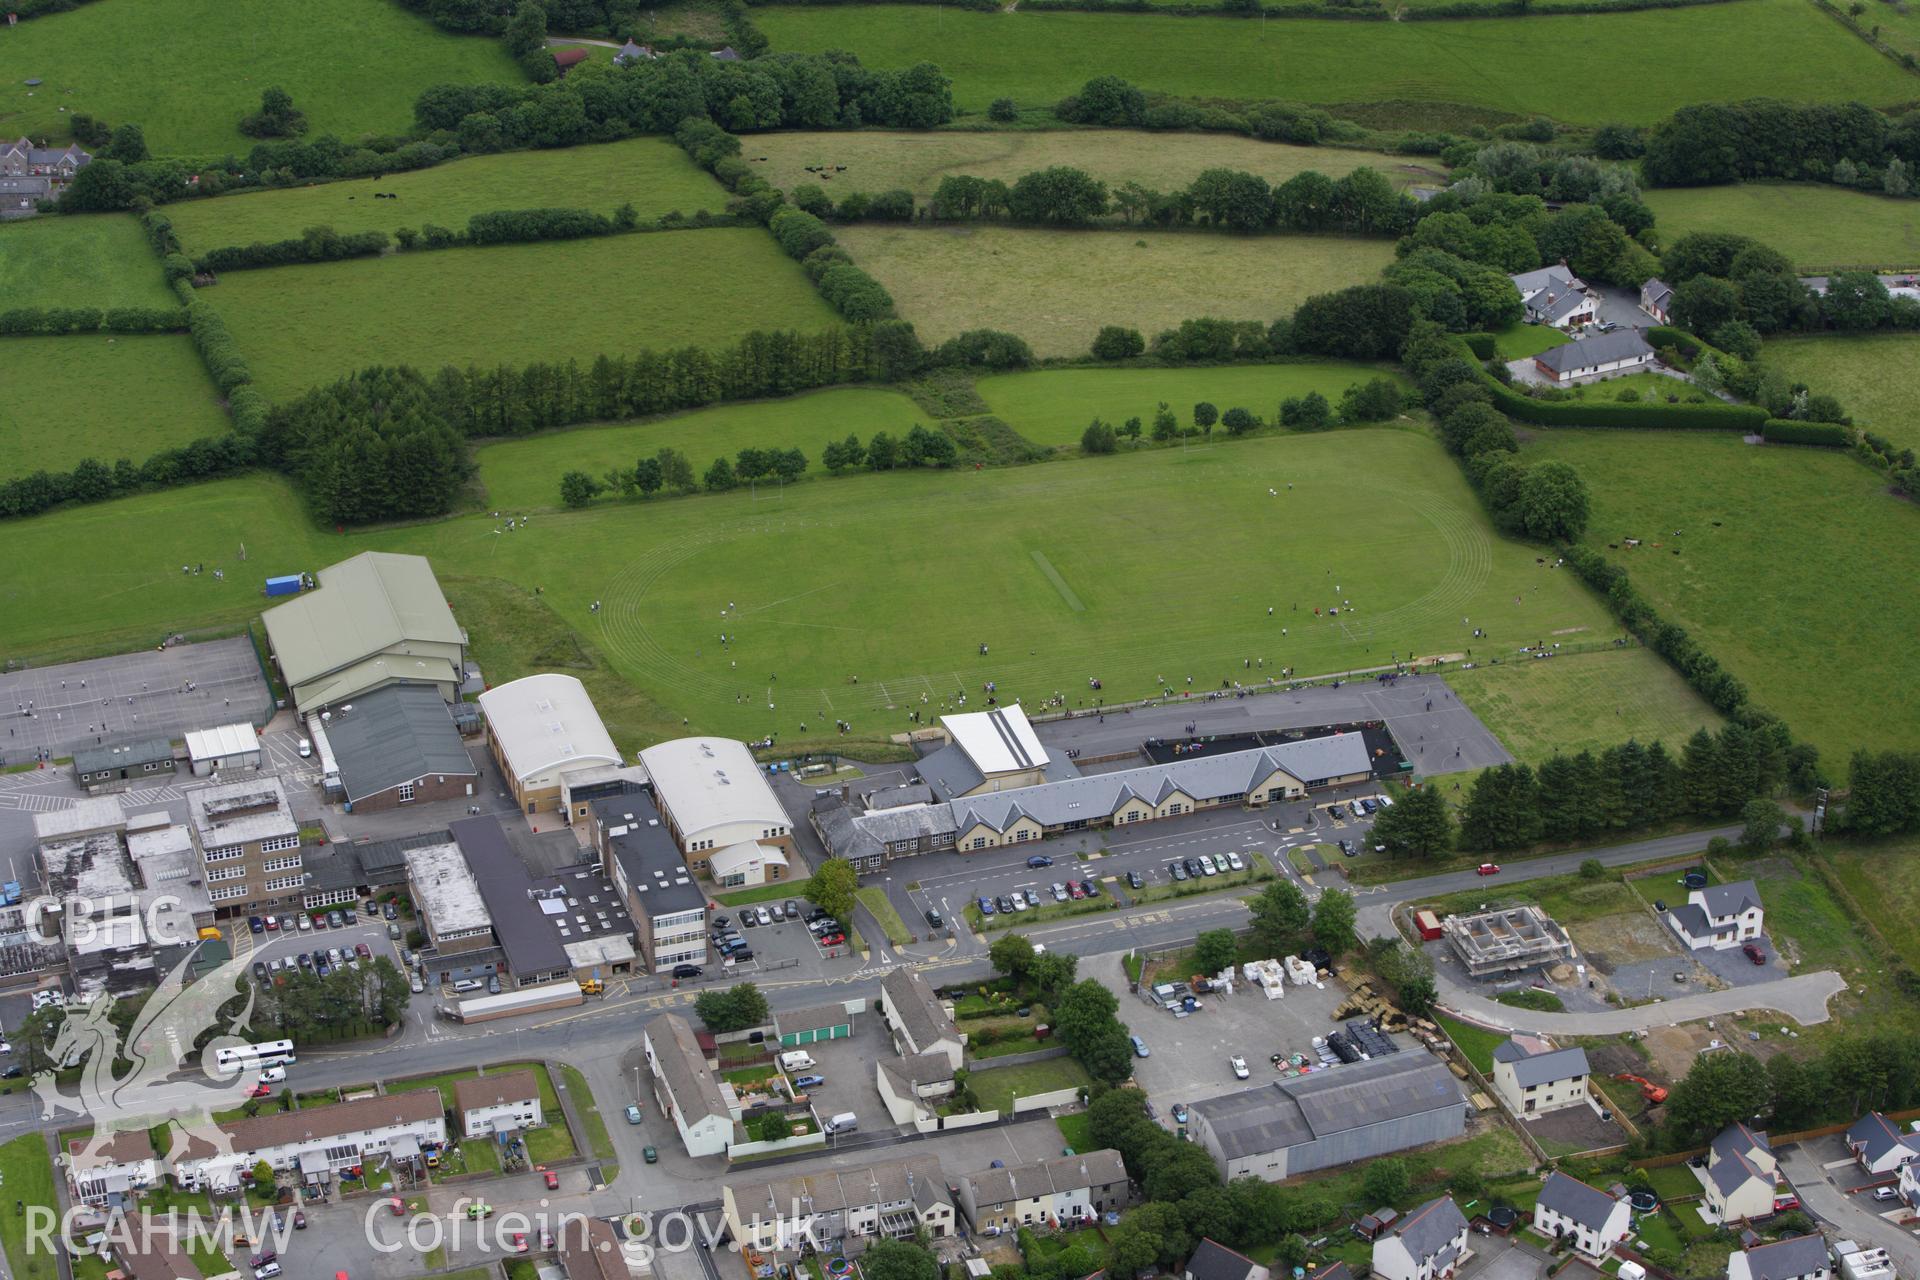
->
[[478, 674, 620, 814]]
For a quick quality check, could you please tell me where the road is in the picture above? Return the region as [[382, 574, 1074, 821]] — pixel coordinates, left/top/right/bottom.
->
[[1781, 1146, 1920, 1277]]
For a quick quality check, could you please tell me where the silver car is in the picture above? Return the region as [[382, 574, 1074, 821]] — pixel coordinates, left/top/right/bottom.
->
[[756, 906, 772, 926]]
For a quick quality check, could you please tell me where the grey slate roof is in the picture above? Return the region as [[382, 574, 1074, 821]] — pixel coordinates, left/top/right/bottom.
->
[[1643, 278, 1673, 309], [1511, 264, 1584, 297], [946, 736, 1371, 834], [1392, 1196, 1467, 1264], [595, 794, 705, 919], [1667, 902, 1714, 939], [73, 737, 174, 775], [1191, 1052, 1463, 1161], [1535, 330, 1655, 375], [880, 1053, 955, 1096], [915, 742, 987, 799], [729, 1154, 947, 1222], [775, 1003, 853, 1036], [1741, 1235, 1832, 1280], [967, 1149, 1128, 1209], [866, 783, 935, 811], [1495, 1042, 1589, 1087], [1700, 879, 1762, 918], [1847, 1112, 1920, 1167], [1537, 1171, 1620, 1231], [649, 1011, 732, 1124], [449, 815, 571, 977], [326, 685, 474, 803], [882, 967, 957, 1052], [1186, 1238, 1264, 1280]]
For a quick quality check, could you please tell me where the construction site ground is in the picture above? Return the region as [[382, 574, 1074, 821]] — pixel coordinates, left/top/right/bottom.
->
[[1520, 1100, 1628, 1158]]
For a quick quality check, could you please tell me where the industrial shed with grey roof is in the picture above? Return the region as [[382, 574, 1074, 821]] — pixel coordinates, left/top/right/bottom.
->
[[324, 685, 476, 809], [1187, 1051, 1465, 1181]]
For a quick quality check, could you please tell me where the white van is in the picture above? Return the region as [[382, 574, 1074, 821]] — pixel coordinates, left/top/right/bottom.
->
[[452, 978, 484, 993], [824, 1111, 858, 1135], [259, 1066, 286, 1084], [778, 1050, 816, 1073]]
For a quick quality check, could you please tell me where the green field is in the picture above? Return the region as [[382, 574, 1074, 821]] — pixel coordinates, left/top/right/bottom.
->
[[753, 0, 1914, 124], [163, 139, 726, 253], [473, 387, 929, 509], [753, 130, 1436, 202], [838, 225, 1394, 357], [1642, 183, 1920, 271], [0, 1135, 59, 1280], [0, 335, 230, 479], [1448, 645, 1724, 763], [0, 0, 521, 156], [976, 363, 1407, 446], [1764, 334, 1920, 454], [0, 213, 175, 310], [1829, 838, 1920, 973], [1523, 429, 1920, 775], [207, 228, 839, 402], [0, 428, 1626, 746]]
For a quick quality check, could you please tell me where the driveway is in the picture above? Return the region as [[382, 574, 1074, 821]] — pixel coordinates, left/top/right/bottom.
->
[[1781, 1145, 1920, 1276]]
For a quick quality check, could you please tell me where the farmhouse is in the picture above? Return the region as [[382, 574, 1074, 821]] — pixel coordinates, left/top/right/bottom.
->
[[1844, 1112, 1920, 1176], [1510, 264, 1597, 330], [480, 673, 622, 818], [721, 1154, 953, 1254], [1371, 1196, 1470, 1280], [1185, 1053, 1465, 1182], [1729, 1235, 1832, 1280], [615, 38, 655, 63], [637, 737, 793, 878], [1532, 330, 1658, 383], [320, 685, 475, 811], [591, 793, 709, 976], [174, 1088, 445, 1192], [1489, 1040, 1589, 1115], [1667, 879, 1764, 951], [453, 1068, 544, 1139], [1641, 278, 1674, 324], [72, 737, 176, 794], [1186, 1239, 1271, 1280], [1703, 1122, 1779, 1224], [261, 552, 466, 714], [0, 137, 90, 216], [644, 1011, 740, 1159], [879, 967, 965, 1070], [1532, 1172, 1631, 1257], [955, 1148, 1131, 1233]]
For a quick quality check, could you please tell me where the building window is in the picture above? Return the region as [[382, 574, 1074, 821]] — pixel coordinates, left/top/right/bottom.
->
[[210, 885, 248, 902], [265, 875, 303, 892], [398, 782, 414, 803], [204, 844, 245, 863], [263, 855, 302, 873], [260, 834, 300, 854], [208, 866, 246, 883]]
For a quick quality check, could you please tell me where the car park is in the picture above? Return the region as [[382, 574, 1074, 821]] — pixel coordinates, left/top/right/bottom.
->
[[1168, 863, 1188, 882], [756, 906, 772, 926], [1026, 854, 1053, 869]]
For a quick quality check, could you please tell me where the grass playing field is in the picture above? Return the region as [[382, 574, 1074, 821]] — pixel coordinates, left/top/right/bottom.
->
[[1763, 334, 1920, 454], [0, 0, 522, 156], [1447, 645, 1724, 764], [751, 131, 1436, 203], [1521, 429, 1920, 776], [473, 387, 930, 509], [975, 363, 1408, 446], [752, 0, 1913, 125], [206, 228, 839, 402], [1641, 183, 1920, 271], [162, 139, 727, 254], [0, 428, 1624, 748], [837, 225, 1395, 357], [0, 335, 230, 480], [0, 213, 175, 311]]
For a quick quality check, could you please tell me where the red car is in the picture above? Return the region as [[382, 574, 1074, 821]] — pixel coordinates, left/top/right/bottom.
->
[[1743, 943, 1767, 965], [1067, 882, 1086, 900], [1476, 863, 1501, 876], [543, 1170, 559, 1191], [819, 933, 846, 946], [251, 1083, 273, 1098], [511, 1233, 528, 1252]]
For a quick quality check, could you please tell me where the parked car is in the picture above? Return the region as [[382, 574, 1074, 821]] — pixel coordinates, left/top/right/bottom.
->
[[1024, 888, 1040, 907], [1171, 1103, 1189, 1124], [252, 962, 269, 983], [818, 934, 845, 947], [296, 952, 313, 970], [730, 948, 755, 963], [1339, 839, 1356, 857], [1183, 858, 1203, 878], [263, 917, 279, 932], [354, 942, 371, 959], [793, 1074, 825, 1089], [765, 902, 785, 922], [978, 897, 995, 916], [1359, 798, 1378, 815], [1349, 801, 1366, 819], [296, 915, 311, 932], [1874, 1187, 1899, 1201], [1130, 1035, 1150, 1058], [327, 911, 345, 929], [783, 900, 799, 919], [248, 916, 265, 934], [712, 915, 731, 930], [1082, 878, 1101, 897], [996, 895, 1016, 914], [755, 906, 772, 926], [383, 901, 398, 920], [1067, 882, 1086, 900], [544, 1170, 560, 1190], [671, 963, 703, 979], [739, 911, 757, 928], [1743, 943, 1767, 965], [626, 1105, 644, 1125], [1127, 871, 1145, 890], [410, 976, 425, 993], [1477, 863, 1502, 876], [1225, 851, 1245, 872], [1011, 894, 1029, 913], [1230, 1055, 1250, 1079], [643, 1146, 658, 1163], [1026, 855, 1053, 869], [924, 908, 943, 928], [1197, 854, 1217, 876]]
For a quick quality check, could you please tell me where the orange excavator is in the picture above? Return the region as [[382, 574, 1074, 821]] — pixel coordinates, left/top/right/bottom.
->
[[1614, 1073, 1669, 1104]]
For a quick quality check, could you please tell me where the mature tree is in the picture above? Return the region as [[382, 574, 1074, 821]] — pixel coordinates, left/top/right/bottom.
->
[[862, 1240, 939, 1280], [632, 455, 664, 496], [1194, 929, 1239, 975], [902, 424, 957, 468], [1028, 951, 1078, 1001], [1311, 889, 1359, 957], [695, 982, 769, 1031], [1143, 1143, 1221, 1203], [1273, 170, 1336, 231], [1188, 167, 1273, 232], [1221, 407, 1255, 435], [821, 432, 866, 475], [103, 123, 149, 163], [1087, 1086, 1153, 1153], [1362, 1157, 1411, 1206], [60, 157, 137, 211], [503, 1, 549, 57], [1192, 402, 1218, 432], [1081, 419, 1119, 454], [809, 857, 860, 922], [1007, 166, 1109, 226], [1248, 881, 1311, 955], [1665, 1049, 1772, 1144], [1091, 325, 1146, 361], [1741, 798, 1786, 853], [240, 86, 307, 138], [1671, 275, 1740, 334], [1061, 75, 1146, 127], [866, 431, 899, 471], [989, 933, 1036, 980], [1281, 392, 1333, 431], [656, 446, 695, 493], [559, 470, 602, 509], [1053, 979, 1121, 1052], [1512, 461, 1591, 540], [1077, 1025, 1138, 1086], [1844, 750, 1920, 836], [1151, 403, 1178, 441], [703, 455, 736, 491], [1338, 378, 1403, 424], [1370, 786, 1453, 858], [1105, 1219, 1160, 1280]]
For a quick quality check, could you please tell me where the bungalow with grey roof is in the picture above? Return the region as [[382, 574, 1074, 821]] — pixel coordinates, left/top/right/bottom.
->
[[1845, 1112, 1920, 1176], [879, 967, 964, 1069], [1532, 330, 1657, 384], [1372, 1196, 1470, 1280], [1511, 264, 1597, 330]]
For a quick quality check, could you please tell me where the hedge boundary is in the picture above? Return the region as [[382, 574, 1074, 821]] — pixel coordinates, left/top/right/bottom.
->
[[1482, 370, 1767, 430], [1762, 419, 1851, 446], [0, 307, 187, 336]]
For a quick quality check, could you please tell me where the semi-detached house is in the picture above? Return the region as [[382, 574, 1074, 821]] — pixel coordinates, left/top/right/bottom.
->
[[1532, 1171, 1631, 1257], [454, 1068, 544, 1139], [956, 1149, 1132, 1233], [1371, 1196, 1470, 1280], [722, 1154, 953, 1254]]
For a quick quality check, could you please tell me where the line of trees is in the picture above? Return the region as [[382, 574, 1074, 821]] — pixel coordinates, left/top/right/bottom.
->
[[0, 436, 261, 521], [1077, 379, 1403, 453], [1641, 99, 1920, 189], [560, 441, 810, 507], [1662, 230, 1920, 337], [197, 226, 390, 274], [0, 306, 185, 335]]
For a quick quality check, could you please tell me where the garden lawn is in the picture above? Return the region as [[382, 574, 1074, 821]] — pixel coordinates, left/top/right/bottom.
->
[[0, 427, 1628, 747], [208, 228, 837, 402], [0, 214, 175, 310], [163, 139, 726, 254], [717, 878, 813, 907], [856, 887, 913, 946], [1523, 429, 1920, 775], [1764, 334, 1920, 454], [0, 0, 521, 155], [753, 131, 1433, 203], [968, 1056, 1092, 1114], [0, 335, 230, 481], [976, 363, 1409, 447], [474, 388, 927, 509], [837, 225, 1394, 357], [1447, 645, 1723, 763], [1490, 324, 1569, 361], [752, 0, 1914, 125], [0, 1135, 58, 1280], [1641, 183, 1920, 272], [1056, 1112, 1093, 1151]]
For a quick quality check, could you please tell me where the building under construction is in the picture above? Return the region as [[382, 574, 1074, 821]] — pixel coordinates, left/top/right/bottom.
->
[[1442, 905, 1575, 976]]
